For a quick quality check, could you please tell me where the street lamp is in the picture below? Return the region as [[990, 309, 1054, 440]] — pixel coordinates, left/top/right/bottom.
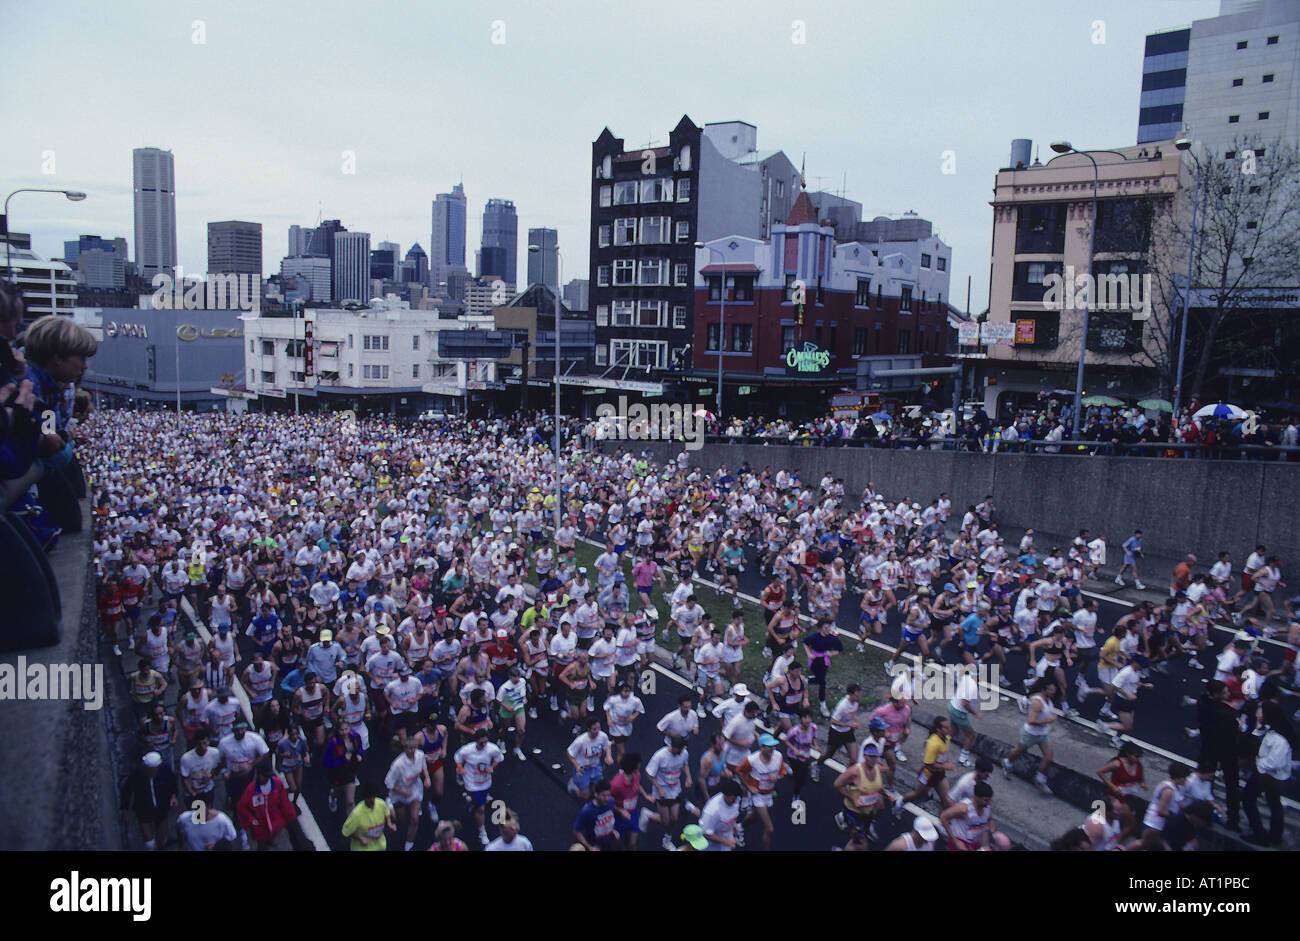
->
[[1049, 142, 1100, 438], [695, 241, 725, 421], [1172, 137, 1202, 421], [528, 241, 563, 531], [3, 188, 87, 282]]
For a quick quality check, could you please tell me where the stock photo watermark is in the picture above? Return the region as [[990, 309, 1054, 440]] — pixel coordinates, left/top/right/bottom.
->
[[593, 397, 709, 451], [0, 658, 105, 710]]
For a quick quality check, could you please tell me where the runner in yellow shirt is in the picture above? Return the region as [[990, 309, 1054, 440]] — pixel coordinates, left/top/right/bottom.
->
[[341, 780, 395, 851]]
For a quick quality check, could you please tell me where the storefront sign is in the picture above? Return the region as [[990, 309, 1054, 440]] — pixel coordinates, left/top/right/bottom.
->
[[785, 342, 831, 374], [105, 321, 149, 339], [177, 324, 243, 341], [1015, 320, 1036, 344], [980, 322, 1015, 345]]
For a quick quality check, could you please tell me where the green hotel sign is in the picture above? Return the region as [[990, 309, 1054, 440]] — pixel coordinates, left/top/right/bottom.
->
[[785, 342, 831, 374]]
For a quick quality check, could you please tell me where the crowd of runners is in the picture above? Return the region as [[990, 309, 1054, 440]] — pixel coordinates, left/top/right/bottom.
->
[[82, 409, 1298, 851]]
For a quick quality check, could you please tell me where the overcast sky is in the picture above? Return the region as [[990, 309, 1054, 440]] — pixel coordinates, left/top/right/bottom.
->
[[4, 0, 1219, 309]]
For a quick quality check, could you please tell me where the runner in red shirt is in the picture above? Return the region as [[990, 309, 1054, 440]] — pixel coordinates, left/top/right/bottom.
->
[[98, 578, 125, 655]]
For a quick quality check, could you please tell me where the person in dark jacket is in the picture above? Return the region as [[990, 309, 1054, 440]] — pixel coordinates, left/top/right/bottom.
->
[[236, 763, 298, 850], [0, 279, 38, 482], [1192, 679, 1241, 829], [119, 751, 177, 851]]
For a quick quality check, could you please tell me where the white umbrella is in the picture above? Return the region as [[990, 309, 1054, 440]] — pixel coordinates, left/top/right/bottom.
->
[[1193, 403, 1247, 420]]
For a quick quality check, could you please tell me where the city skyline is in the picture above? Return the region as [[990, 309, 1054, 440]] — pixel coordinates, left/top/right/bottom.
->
[[5, 0, 1220, 309]]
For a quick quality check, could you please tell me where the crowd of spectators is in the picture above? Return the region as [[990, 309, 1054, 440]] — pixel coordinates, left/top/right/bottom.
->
[[714, 401, 1300, 460]]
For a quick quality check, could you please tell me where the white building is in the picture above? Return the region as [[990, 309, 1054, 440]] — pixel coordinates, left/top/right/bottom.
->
[[239, 295, 497, 412], [1, 243, 77, 319], [1139, 0, 1299, 154], [465, 277, 515, 317], [133, 147, 177, 280]]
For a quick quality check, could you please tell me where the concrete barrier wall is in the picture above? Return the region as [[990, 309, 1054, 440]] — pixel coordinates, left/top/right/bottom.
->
[[593, 440, 1300, 569]]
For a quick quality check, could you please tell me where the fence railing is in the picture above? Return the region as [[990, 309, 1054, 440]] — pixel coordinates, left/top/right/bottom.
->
[[696, 434, 1300, 460]]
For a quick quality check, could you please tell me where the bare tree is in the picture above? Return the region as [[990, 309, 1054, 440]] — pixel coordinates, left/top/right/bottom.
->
[[1147, 137, 1300, 403]]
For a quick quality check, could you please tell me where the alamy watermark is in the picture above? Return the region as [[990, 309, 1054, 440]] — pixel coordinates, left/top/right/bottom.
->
[[887, 660, 1001, 712], [0, 657, 104, 711], [151, 267, 260, 311], [1042, 266, 1152, 320], [593, 397, 708, 451]]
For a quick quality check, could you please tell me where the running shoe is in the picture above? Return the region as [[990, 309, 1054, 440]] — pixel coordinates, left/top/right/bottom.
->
[[1035, 776, 1052, 796], [1188, 659, 1204, 670], [1095, 718, 1110, 735], [1114, 575, 1124, 585], [834, 811, 848, 832], [528, 706, 538, 719], [820, 702, 830, 718], [1000, 757, 1012, 777], [478, 828, 489, 846], [1134, 582, 1146, 591], [1100, 705, 1117, 720], [958, 750, 971, 766], [685, 801, 701, 816], [1018, 697, 1029, 715], [1109, 734, 1123, 749], [112, 644, 122, 657], [662, 835, 676, 851], [810, 762, 821, 782], [734, 825, 745, 848], [895, 750, 907, 763], [514, 747, 526, 761], [1185, 728, 1201, 739], [328, 793, 338, 812], [639, 807, 655, 831], [1076, 685, 1088, 705], [696, 704, 706, 718]]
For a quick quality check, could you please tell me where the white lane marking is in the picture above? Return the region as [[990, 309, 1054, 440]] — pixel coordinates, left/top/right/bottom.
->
[[578, 534, 1299, 815], [179, 596, 331, 850]]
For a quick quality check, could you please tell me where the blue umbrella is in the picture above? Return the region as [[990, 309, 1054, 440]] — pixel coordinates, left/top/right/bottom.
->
[[1193, 402, 1247, 420], [869, 411, 893, 422]]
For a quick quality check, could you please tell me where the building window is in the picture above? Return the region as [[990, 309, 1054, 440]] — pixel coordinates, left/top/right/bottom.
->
[[412, 364, 419, 379], [1259, 111, 1270, 120], [676, 178, 691, 201], [732, 276, 754, 302], [249, 339, 255, 353], [678, 145, 691, 171], [707, 276, 722, 301], [853, 328, 867, 354], [599, 186, 612, 207], [781, 325, 795, 352], [1229, 115, 1240, 123], [673, 305, 687, 329], [348, 335, 353, 349], [348, 363, 354, 377], [596, 304, 609, 327], [1263, 73, 1274, 83], [637, 259, 667, 286], [639, 217, 670, 244], [248, 369, 254, 384], [262, 371, 274, 384], [937, 257, 946, 271], [784, 274, 798, 301], [595, 345, 608, 366], [612, 300, 634, 326], [597, 265, 611, 287], [598, 224, 611, 247], [638, 300, 666, 326], [1267, 34, 1278, 44], [640, 178, 673, 202], [676, 221, 690, 243], [613, 181, 637, 205], [876, 285, 883, 308], [921, 253, 932, 268], [829, 322, 837, 352], [412, 334, 419, 350], [706, 323, 725, 351], [1233, 77, 1244, 86], [731, 324, 753, 352], [1225, 150, 1236, 159], [873, 323, 883, 353], [900, 287, 913, 311], [261, 339, 274, 355], [674, 263, 689, 286], [1237, 40, 1248, 49], [855, 278, 870, 307], [614, 218, 636, 246], [814, 324, 823, 347], [614, 259, 635, 285], [611, 339, 666, 369], [897, 329, 911, 354], [775, 180, 785, 198]]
